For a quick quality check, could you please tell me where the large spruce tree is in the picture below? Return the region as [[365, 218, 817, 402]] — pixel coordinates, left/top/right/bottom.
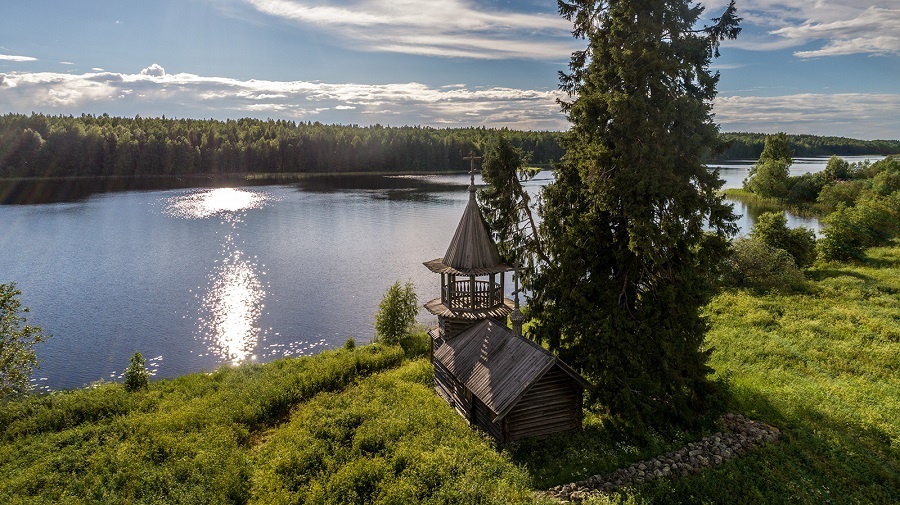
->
[[528, 0, 741, 428]]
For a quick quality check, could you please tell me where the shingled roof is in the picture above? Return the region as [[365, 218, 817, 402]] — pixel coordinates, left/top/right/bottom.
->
[[423, 184, 510, 275], [432, 319, 590, 421]]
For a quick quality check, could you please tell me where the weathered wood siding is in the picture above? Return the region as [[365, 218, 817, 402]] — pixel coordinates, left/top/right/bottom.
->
[[502, 366, 583, 442], [433, 356, 471, 418], [471, 397, 502, 443]]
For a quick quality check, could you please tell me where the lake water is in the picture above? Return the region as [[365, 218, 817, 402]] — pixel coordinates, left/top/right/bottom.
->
[[0, 156, 885, 390]]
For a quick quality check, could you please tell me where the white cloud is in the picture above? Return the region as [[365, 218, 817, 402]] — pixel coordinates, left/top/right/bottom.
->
[[240, 0, 577, 60], [0, 67, 568, 130], [713, 93, 900, 139], [710, 0, 900, 57], [140, 63, 166, 77], [0, 54, 37, 62], [3, 66, 896, 138]]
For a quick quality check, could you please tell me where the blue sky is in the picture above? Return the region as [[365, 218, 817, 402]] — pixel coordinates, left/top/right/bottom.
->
[[1, 0, 897, 139]]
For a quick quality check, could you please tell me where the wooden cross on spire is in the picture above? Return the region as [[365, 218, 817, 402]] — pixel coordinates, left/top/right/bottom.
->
[[463, 151, 482, 194]]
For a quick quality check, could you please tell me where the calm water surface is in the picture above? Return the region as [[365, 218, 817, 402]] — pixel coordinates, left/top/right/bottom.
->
[[0, 156, 885, 390]]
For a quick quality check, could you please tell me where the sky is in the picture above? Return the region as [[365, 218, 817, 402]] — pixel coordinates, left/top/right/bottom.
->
[[0, 0, 898, 140]]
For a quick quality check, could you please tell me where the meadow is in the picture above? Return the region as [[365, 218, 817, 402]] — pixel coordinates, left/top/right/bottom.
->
[[2, 245, 898, 504]]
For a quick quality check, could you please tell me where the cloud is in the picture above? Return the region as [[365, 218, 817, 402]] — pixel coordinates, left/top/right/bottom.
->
[[710, 0, 900, 57], [240, 0, 578, 60], [3, 66, 896, 138], [140, 64, 166, 77], [713, 93, 900, 139], [0, 54, 37, 62], [0, 67, 568, 130]]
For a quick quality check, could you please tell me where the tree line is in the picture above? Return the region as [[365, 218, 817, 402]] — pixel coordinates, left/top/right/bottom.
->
[[0, 113, 564, 178], [1, 113, 897, 179], [719, 132, 900, 160]]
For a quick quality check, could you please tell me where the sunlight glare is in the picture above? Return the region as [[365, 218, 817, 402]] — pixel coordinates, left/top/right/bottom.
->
[[166, 187, 269, 219], [199, 253, 265, 363]]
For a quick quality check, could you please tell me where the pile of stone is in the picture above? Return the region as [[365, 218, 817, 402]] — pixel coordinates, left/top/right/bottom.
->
[[543, 413, 781, 503]]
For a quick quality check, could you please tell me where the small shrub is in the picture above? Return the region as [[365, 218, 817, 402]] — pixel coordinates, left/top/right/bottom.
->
[[123, 352, 149, 392], [724, 237, 806, 291], [398, 326, 431, 358], [750, 211, 816, 268], [344, 336, 356, 350], [374, 281, 418, 347]]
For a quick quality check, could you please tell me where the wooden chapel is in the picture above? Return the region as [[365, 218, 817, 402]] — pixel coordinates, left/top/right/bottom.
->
[[423, 154, 589, 446]]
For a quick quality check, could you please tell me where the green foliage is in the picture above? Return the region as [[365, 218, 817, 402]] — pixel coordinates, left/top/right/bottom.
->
[[823, 155, 852, 181], [717, 131, 900, 160], [750, 211, 817, 267], [531, 0, 740, 429], [724, 237, 806, 291], [250, 360, 533, 504], [786, 171, 826, 203], [0, 344, 406, 502], [697, 248, 900, 504], [2, 249, 900, 503], [123, 352, 150, 392], [518, 246, 900, 502], [818, 194, 900, 261], [478, 132, 545, 274], [0, 113, 564, 179], [374, 281, 418, 347], [397, 327, 431, 359], [817, 181, 863, 210], [759, 132, 794, 163], [344, 336, 356, 350], [744, 133, 793, 199], [0, 283, 51, 400]]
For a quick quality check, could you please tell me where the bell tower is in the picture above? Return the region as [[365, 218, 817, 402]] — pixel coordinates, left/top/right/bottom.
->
[[423, 153, 514, 348]]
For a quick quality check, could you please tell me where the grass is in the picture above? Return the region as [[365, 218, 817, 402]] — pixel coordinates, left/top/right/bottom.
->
[[2, 247, 899, 503]]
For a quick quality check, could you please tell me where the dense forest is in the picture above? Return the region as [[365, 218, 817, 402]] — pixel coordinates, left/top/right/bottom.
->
[[0, 113, 562, 178], [719, 132, 900, 160], [0, 113, 898, 178]]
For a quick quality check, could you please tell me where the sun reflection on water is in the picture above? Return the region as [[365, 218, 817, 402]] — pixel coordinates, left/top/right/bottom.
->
[[165, 187, 269, 219], [162, 187, 274, 364], [199, 252, 265, 363]]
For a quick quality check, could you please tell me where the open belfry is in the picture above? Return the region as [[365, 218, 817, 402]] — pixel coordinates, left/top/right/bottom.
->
[[423, 153, 589, 446]]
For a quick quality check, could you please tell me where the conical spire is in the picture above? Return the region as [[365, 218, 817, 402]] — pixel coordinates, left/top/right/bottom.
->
[[424, 151, 509, 275]]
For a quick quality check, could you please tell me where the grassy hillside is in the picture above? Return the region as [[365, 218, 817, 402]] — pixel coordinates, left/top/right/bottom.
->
[[2, 246, 899, 503]]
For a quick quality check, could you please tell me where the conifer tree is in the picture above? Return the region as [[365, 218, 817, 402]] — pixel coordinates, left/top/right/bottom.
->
[[528, 0, 741, 428]]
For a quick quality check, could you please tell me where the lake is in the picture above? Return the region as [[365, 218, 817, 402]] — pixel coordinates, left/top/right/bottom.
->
[[0, 156, 884, 390]]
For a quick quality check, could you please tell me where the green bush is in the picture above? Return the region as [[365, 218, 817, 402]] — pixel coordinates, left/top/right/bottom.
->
[[1, 283, 51, 400], [374, 281, 418, 347], [123, 352, 150, 392], [744, 158, 791, 199], [817, 181, 863, 210], [822, 155, 852, 181], [750, 211, 817, 268], [398, 327, 431, 358], [786, 172, 826, 203], [725, 237, 806, 291], [818, 194, 900, 261]]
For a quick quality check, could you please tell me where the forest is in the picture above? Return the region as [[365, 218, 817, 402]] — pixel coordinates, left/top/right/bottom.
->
[[1, 113, 897, 179]]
